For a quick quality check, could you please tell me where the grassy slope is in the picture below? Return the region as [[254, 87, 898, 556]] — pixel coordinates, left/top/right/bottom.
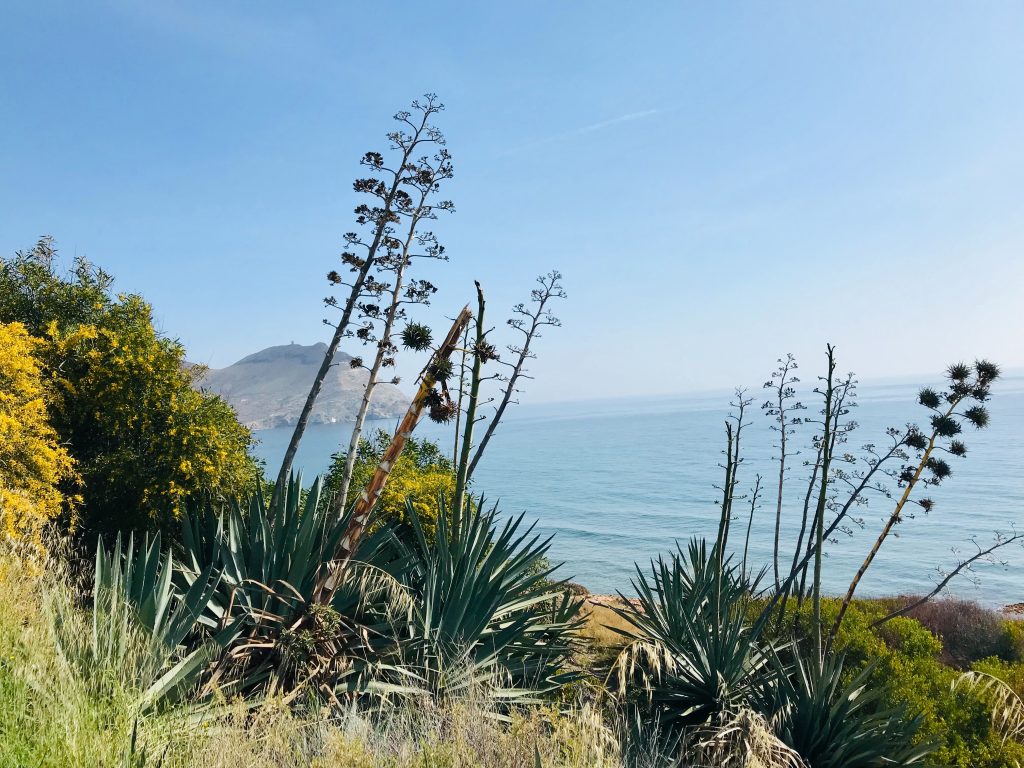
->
[[6, 550, 1024, 768]]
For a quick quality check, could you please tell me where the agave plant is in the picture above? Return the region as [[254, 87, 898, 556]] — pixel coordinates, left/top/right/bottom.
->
[[612, 539, 781, 742], [179, 473, 412, 701], [60, 532, 225, 711], [776, 649, 931, 767], [397, 495, 584, 702]]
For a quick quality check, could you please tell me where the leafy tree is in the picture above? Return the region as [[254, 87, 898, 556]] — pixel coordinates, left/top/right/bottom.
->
[[0, 238, 258, 537], [324, 428, 454, 541], [0, 321, 78, 549]]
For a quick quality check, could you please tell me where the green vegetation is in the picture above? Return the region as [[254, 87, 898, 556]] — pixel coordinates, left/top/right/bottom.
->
[[0, 237, 258, 537], [324, 428, 455, 541], [0, 320, 77, 550], [2, 99, 1022, 767]]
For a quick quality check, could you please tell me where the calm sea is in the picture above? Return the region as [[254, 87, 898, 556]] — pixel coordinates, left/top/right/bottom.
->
[[251, 375, 1024, 606]]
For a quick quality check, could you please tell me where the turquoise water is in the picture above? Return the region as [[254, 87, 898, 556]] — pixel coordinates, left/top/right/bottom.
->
[[252, 375, 1024, 606]]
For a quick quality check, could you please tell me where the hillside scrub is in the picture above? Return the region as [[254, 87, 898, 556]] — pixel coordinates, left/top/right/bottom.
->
[[323, 429, 456, 542], [3, 97, 1022, 767], [6, 541, 1024, 767], [0, 239, 258, 537]]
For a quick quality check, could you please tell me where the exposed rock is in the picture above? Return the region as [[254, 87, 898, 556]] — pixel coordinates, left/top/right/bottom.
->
[[195, 342, 409, 431]]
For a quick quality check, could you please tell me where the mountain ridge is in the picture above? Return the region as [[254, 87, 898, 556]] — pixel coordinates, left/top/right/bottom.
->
[[195, 342, 409, 431]]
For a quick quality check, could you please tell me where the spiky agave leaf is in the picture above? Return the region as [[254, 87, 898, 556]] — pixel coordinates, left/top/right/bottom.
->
[[610, 538, 781, 739], [68, 532, 228, 711], [777, 649, 932, 767], [179, 472, 412, 701], [398, 494, 584, 702]]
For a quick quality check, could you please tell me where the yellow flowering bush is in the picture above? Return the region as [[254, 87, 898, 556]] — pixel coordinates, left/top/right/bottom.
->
[[2, 239, 258, 536], [0, 322, 77, 549], [44, 297, 257, 533], [325, 429, 455, 541]]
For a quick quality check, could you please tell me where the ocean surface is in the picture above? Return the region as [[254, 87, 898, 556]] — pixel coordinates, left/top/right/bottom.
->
[[251, 374, 1024, 606]]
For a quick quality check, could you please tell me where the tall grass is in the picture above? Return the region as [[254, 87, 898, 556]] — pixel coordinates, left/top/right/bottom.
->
[[0, 548, 144, 766]]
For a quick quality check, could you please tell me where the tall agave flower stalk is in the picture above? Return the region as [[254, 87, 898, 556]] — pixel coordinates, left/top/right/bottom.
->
[[466, 270, 566, 480], [313, 305, 472, 605], [454, 281, 489, 516], [830, 360, 999, 640], [274, 95, 450, 504], [332, 227, 451, 515]]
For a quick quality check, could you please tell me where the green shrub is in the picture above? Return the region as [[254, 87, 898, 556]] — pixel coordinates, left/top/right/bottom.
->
[[1, 238, 258, 538], [829, 601, 1024, 767], [324, 429, 455, 542]]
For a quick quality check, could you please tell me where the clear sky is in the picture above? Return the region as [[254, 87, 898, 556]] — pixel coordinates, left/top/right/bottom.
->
[[2, 2, 1022, 403]]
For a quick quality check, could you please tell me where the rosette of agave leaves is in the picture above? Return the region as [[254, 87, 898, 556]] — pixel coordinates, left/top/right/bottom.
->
[[82, 474, 584, 713]]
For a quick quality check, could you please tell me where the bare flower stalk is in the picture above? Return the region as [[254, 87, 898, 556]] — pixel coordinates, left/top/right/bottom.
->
[[454, 282, 489, 516], [716, 390, 751, 558], [331, 153, 452, 516], [741, 474, 764, 579], [811, 345, 837, 645], [452, 323, 470, 464], [793, 368, 855, 607], [763, 354, 802, 590], [313, 306, 472, 604], [466, 270, 565, 480], [830, 360, 1000, 640], [872, 529, 1024, 628]]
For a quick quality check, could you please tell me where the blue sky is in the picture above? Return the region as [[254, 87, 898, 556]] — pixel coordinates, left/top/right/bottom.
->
[[2, 2, 1022, 402]]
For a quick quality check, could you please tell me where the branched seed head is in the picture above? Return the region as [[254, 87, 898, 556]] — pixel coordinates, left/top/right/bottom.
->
[[401, 323, 434, 351], [429, 397, 458, 423], [930, 414, 961, 438], [905, 430, 928, 451], [429, 358, 454, 382], [349, 357, 363, 369], [918, 388, 941, 409], [946, 363, 972, 382], [918, 498, 935, 513], [975, 360, 1000, 382], [424, 388, 457, 423], [327, 270, 342, 284], [926, 457, 952, 480], [473, 341, 499, 363], [948, 440, 968, 457], [963, 405, 990, 429]]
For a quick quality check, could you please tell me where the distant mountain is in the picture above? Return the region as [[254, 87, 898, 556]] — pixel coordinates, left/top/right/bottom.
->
[[195, 343, 409, 431]]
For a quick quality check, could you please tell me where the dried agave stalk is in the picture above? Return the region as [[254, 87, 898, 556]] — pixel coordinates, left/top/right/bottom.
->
[[312, 305, 472, 604]]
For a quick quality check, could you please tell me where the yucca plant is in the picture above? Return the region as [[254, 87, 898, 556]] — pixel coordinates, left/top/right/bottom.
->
[[611, 539, 781, 743], [398, 495, 584, 702], [776, 649, 931, 767], [62, 532, 225, 711], [179, 473, 413, 702]]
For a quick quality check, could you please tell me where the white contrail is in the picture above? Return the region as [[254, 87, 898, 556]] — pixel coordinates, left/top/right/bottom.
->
[[500, 109, 663, 155]]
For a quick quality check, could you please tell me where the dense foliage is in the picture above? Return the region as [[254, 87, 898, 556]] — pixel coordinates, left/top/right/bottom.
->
[[0, 238, 258, 536], [324, 428, 455, 540], [0, 321, 77, 549], [814, 601, 1024, 768]]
